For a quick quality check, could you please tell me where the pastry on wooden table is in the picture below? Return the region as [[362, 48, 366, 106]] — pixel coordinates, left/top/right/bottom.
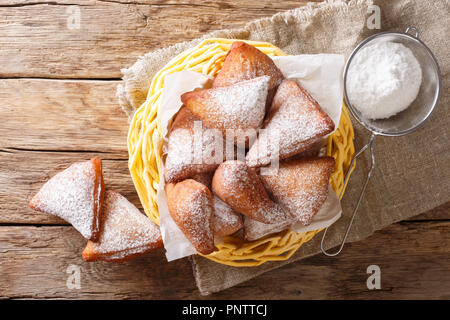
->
[[212, 41, 284, 109], [29, 158, 104, 241], [192, 172, 243, 236], [82, 190, 163, 262], [181, 76, 270, 146], [165, 179, 215, 255], [212, 160, 289, 224], [260, 157, 335, 226], [246, 80, 335, 168], [164, 107, 224, 183]]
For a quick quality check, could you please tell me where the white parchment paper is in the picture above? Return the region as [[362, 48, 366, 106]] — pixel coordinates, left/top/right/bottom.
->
[[157, 55, 345, 261]]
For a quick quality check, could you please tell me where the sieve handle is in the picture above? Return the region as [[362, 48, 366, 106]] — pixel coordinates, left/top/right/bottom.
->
[[405, 26, 419, 38], [321, 133, 376, 256]]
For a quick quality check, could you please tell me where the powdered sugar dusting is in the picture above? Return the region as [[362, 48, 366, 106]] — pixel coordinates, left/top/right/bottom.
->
[[92, 190, 161, 254], [347, 41, 422, 120], [212, 160, 288, 224], [157, 53, 345, 259], [102, 246, 154, 261], [164, 108, 222, 183], [206, 76, 269, 130], [213, 197, 243, 236], [246, 80, 334, 167], [29, 160, 97, 240], [166, 180, 214, 254], [192, 172, 243, 236], [176, 188, 213, 248], [260, 157, 334, 226]]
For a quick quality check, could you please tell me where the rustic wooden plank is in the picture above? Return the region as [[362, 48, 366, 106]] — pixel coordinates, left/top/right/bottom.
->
[[1, 78, 447, 225], [407, 201, 450, 221], [0, 226, 196, 299], [0, 78, 130, 224], [0, 79, 127, 152], [3, 0, 306, 6], [0, 151, 139, 224], [0, 1, 310, 78], [1, 220, 449, 299]]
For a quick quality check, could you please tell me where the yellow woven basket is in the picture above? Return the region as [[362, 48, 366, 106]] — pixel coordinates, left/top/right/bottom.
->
[[127, 38, 355, 267]]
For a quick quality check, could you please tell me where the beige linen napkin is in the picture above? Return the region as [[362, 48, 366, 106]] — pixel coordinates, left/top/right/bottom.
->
[[117, 0, 450, 295]]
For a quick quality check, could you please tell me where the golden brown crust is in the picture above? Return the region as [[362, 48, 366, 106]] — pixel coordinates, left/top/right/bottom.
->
[[246, 80, 335, 168], [260, 157, 335, 226], [212, 41, 284, 94], [164, 107, 222, 183], [165, 179, 215, 255], [82, 242, 162, 263], [212, 160, 289, 224], [192, 173, 243, 236], [81, 190, 163, 262], [212, 197, 243, 236], [191, 172, 214, 189], [90, 158, 104, 242], [181, 76, 269, 147]]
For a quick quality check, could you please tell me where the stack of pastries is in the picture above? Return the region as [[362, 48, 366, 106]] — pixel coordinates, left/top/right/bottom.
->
[[29, 158, 163, 262], [164, 41, 336, 255]]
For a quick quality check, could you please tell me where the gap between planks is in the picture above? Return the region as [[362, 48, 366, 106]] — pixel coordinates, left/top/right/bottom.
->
[[1, 220, 449, 299], [0, 0, 314, 78]]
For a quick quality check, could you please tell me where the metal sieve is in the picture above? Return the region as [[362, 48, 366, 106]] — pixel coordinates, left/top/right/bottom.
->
[[321, 26, 442, 256]]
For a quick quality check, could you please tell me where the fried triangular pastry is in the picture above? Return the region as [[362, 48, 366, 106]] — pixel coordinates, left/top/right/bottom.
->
[[181, 76, 270, 145], [260, 157, 335, 226], [212, 160, 289, 224], [246, 80, 335, 167], [165, 179, 215, 255], [191, 172, 243, 236], [82, 190, 162, 262], [164, 107, 224, 183], [213, 197, 243, 236], [213, 41, 284, 108], [29, 158, 104, 241]]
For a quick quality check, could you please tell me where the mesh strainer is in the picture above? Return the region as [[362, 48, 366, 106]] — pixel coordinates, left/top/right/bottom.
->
[[321, 27, 442, 256]]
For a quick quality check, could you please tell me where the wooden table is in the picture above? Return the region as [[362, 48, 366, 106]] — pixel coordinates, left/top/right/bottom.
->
[[1, 0, 449, 300]]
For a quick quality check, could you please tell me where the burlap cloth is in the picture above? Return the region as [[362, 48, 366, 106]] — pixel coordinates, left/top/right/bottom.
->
[[117, 0, 449, 295]]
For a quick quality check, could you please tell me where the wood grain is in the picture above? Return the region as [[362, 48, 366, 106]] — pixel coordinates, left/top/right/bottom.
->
[[0, 78, 132, 224], [0, 150, 140, 224], [0, 0, 448, 300], [1, 78, 448, 225], [0, 79, 127, 153], [1, 220, 449, 299], [0, 0, 309, 79]]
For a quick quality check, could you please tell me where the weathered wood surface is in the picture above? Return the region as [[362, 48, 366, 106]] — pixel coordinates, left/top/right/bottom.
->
[[0, 79, 131, 224], [0, 79, 126, 153], [1, 218, 449, 299], [0, 0, 308, 78], [0, 0, 449, 299]]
